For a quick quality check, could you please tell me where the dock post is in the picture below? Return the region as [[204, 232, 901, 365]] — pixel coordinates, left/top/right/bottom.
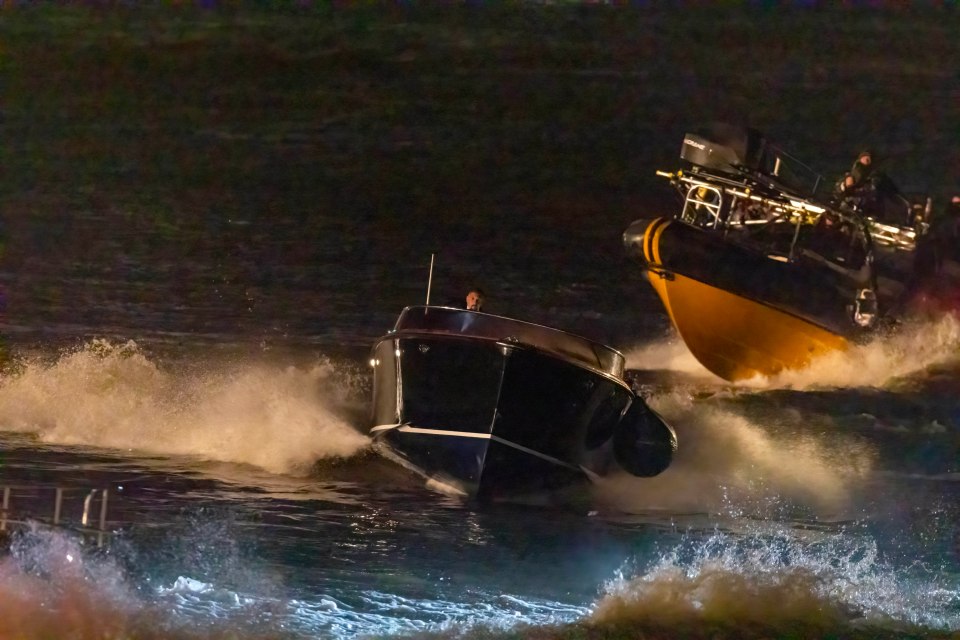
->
[[53, 487, 63, 526], [97, 489, 109, 548], [1, 486, 9, 531], [82, 489, 97, 526]]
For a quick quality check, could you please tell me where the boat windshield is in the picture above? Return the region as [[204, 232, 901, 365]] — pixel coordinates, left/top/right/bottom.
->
[[390, 306, 625, 379], [761, 143, 827, 199], [680, 124, 828, 199]]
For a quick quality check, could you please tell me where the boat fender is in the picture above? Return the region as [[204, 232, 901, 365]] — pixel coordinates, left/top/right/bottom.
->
[[612, 399, 677, 477]]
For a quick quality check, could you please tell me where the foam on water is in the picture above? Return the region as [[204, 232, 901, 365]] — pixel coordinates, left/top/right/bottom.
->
[[0, 525, 160, 639], [0, 340, 370, 475], [593, 390, 875, 517], [758, 314, 960, 391], [0, 524, 302, 639], [0, 524, 590, 640], [1, 520, 956, 640], [624, 337, 717, 382], [592, 525, 960, 636], [608, 315, 960, 518], [625, 313, 960, 391]]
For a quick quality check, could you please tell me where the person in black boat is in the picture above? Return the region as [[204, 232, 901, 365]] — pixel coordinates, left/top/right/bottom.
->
[[465, 288, 485, 312]]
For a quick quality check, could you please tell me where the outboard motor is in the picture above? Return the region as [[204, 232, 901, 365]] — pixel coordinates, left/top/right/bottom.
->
[[613, 398, 677, 477], [680, 124, 767, 176]]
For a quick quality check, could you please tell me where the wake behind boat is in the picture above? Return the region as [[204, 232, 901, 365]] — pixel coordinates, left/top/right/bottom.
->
[[369, 305, 677, 501], [623, 124, 951, 382]]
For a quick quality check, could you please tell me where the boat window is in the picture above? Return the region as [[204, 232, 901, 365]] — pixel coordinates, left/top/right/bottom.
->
[[495, 348, 628, 455], [398, 338, 504, 432]]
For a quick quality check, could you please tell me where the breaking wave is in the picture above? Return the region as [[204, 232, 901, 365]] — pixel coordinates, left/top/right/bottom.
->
[[0, 340, 370, 475], [591, 526, 959, 639]]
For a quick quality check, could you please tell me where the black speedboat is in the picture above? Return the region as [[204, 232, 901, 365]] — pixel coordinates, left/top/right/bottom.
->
[[369, 305, 677, 501], [623, 124, 944, 381]]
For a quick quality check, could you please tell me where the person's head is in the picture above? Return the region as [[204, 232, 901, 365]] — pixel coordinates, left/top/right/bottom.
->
[[858, 150, 873, 166], [466, 288, 485, 312]]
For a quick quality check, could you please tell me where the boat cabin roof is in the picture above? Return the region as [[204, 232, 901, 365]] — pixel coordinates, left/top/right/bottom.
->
[[388, 305, 626, 379]]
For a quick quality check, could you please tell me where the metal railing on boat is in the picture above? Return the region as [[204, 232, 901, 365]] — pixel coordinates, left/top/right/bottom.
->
[[0, 484, 112, 548]]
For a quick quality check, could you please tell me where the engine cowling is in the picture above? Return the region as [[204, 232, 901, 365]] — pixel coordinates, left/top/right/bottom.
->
[[613, 399, 677, 477]]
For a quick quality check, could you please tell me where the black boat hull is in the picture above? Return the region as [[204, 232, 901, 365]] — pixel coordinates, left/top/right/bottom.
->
[[370, 308, 675, 500]]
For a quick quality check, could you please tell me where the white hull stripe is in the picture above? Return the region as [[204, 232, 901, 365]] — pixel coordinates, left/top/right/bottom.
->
[[370, 423, 405, 434], [401, 425, 492, 439], [371, 423, 581, 472]]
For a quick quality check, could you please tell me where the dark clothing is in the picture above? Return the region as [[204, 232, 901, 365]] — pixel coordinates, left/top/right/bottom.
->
[[835, 151, 875, 199], [836, 153, 910, 224], [847, 159, 874, 191]]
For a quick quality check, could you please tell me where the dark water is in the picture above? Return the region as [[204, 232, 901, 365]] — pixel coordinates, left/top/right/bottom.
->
[[1, 5, 959, 639]]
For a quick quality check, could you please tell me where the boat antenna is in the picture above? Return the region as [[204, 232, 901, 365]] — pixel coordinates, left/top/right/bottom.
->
[[425, 253, 435, 305]]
